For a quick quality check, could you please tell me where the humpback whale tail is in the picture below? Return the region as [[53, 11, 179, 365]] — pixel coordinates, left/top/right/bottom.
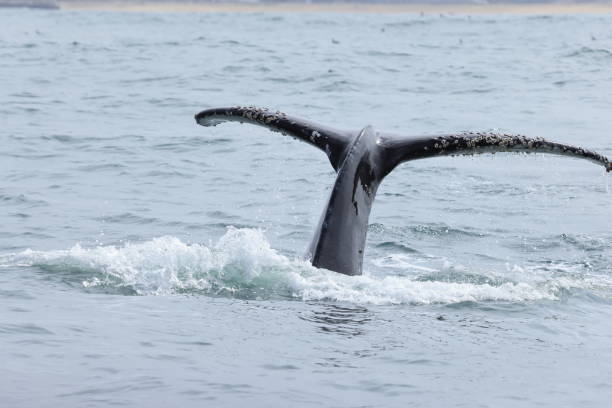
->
[[195, 106, 611, 276]]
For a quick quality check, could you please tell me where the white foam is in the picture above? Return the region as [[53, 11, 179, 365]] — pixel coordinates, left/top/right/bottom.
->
[[1, 228, 607, 305]]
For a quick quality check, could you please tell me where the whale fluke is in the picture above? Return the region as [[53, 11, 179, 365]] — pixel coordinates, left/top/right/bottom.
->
[[195, 106, 610, 276], [195, 106, 352, 170], [379, 132, 611, 176]]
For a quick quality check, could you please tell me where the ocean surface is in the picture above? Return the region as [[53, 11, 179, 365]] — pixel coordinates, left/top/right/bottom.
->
[[1, 8, 611, 407]]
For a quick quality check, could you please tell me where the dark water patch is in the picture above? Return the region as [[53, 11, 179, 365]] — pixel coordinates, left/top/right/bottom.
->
[[142, 169, 196, 179], [14, 106, 40, 113], [219, 39, 241, 46], [119, 75, 181, 84], [153, 135, 234, 150], [451, 87, 496, 95], [383, 357, 441, 366], [205, 210, 241, 220], [144, 353, 187, 362], [20, 230, 55, 240], [174, 340, 213, 347], [552, 79, 585, 87], [398, 86, 432, 94], [58, 377, 166, 397], [261, 363, 299, 371], [378, 191, 406, 198], [147, 97, 192, 107], [9, 91, 39, 98], [9, 307, 31, 313], [192, 86, 224, 93], [315, 79, 360, 92], [28, 76, 51, 84], [0, 289, 35, 300], [151, 142, 198, 151], [461, 71, 487, 79], [299, 304, 371, 338], [94, 212, 159, 225], [526, 15, 555, 21], [40, 134, 78, 143], [470, 183, 525, 196], [87, 144, 134, 155], [0, 150, 64, 160], [384, 20, 430, 28], [565, 46, 612, 59], [74, 163, 127, 173], [0, 193, 48, 208], [81, 94, 112, 101], [376, 241, 419, 254], [558, 233, 609, 252], [222, 64, 271, 74], [0, 323, 53, 335], [304, 18, 338, 26], [264, 75, 316, 84], [359, 380, 417, 395]]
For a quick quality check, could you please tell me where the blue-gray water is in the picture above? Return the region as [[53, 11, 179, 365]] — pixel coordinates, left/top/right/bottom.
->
[[1, 8, 612, 407]]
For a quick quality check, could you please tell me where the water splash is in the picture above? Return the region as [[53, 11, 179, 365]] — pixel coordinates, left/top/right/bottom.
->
[[1, 228, 608, 305]]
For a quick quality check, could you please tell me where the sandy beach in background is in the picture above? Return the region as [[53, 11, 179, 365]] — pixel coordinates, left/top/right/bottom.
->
[[57, 2, 612, 14]]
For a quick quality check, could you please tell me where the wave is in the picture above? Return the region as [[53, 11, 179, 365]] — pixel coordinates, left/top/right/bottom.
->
[[564, 46, 612, 59], [1, 228, 608, 305]]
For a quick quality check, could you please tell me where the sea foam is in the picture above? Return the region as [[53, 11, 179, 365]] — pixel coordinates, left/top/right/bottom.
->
[[1, 228, 606, 305]]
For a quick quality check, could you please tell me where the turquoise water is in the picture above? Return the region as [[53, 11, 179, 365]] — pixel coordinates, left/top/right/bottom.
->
[[1, 8, 611, 407]]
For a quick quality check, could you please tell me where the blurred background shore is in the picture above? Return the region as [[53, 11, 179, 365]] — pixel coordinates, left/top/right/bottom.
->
[[3, 0, 612, 14]]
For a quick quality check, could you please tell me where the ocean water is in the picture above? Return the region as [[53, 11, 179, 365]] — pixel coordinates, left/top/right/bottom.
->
[[1, 8, 611, 407]]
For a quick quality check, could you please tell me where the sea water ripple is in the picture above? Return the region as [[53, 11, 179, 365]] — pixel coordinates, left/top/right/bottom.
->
[[1, 8, 611, 407]]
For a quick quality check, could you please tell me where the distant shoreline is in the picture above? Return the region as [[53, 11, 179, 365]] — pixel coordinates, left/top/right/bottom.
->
[[55, 2, 612, 15]]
